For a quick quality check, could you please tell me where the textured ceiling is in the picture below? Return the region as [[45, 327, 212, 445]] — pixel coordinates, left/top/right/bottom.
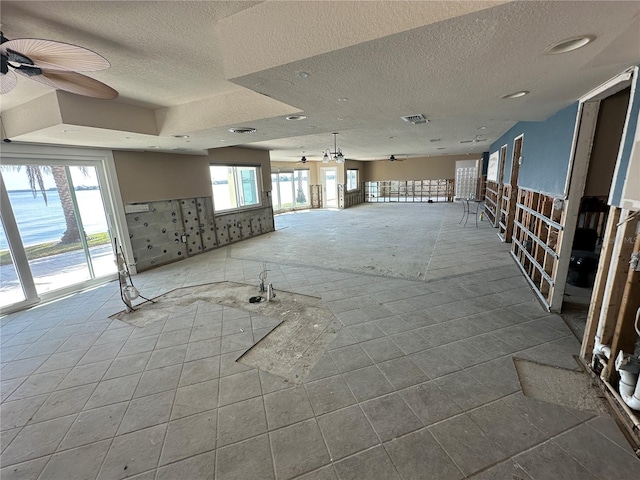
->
[[1, 1, 639, 162]]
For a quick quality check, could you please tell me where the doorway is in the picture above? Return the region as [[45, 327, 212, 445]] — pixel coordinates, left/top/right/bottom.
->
[[559, 82, 632, 314], [0, 160, 117, 312], [321, 167, 338, 208]]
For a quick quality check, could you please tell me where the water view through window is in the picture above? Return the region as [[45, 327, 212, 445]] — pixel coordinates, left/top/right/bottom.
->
[[0, 164, 116, 309]]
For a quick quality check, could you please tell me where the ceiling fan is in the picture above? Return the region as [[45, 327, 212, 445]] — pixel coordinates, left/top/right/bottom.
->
[[0, 33, 118, 99], [387, 155, 404, 162], [297, 155, 309, 164], [460, 135, 487, 144]]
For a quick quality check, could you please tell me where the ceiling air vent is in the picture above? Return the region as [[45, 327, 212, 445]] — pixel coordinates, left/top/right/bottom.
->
[[229, 127, 257, 134], [401, 114, 429, 125]]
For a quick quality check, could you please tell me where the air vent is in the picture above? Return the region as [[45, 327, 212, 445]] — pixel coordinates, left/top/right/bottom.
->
[[401, 114, 429, 125], [229, 127, 257, 134]]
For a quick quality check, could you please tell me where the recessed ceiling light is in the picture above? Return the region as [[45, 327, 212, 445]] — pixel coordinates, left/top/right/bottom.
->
[[546, 35, 595, 55], [285, 115, 307, 121], [338, 98, 348, 102], [173, 134, 190, 138], [297, 72, 309, 78], [477, 126, 486, 130], [220, 139, 226, 142], [148, 146, 160, 149], [228, 127, 256, 134], [502, 91, 529, 99]]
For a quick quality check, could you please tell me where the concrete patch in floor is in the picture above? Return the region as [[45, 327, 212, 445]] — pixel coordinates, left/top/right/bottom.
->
[[111, 281, 341, 383], [513, 357, 610, 415], [237, 302, 341, 384]]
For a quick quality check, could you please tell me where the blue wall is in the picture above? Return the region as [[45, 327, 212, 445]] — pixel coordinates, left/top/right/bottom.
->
[[610, 70, 639, 206], [490, 102, 579, 196]]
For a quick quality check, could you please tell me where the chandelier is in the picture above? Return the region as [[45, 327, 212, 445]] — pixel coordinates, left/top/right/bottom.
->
[[322, 132, 345, 164]]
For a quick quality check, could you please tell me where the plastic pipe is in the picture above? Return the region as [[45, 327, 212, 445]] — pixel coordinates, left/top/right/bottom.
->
[[615, 351, 640, 412]]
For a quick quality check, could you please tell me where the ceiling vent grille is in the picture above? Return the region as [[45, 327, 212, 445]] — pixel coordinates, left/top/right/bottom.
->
[[401, 114, 429, 125]]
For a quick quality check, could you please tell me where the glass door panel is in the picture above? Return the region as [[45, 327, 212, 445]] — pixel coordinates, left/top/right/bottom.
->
[[322, 168, 338, 207], [271, 173, 281, 211], [1, 163, 115, 298], [294, 170, 310, 208], [278, 172, 294, 209], [68, 166, 116, 278], [0, 222, 25, 308]]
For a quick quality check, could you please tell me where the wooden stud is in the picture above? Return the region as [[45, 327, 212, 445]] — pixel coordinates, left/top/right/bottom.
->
[[600, 211, 638, 353], [581, 206, 621, 359], [607, 228, 640, 379]]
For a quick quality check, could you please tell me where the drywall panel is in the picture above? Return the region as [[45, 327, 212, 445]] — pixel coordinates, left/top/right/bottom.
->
[[490, 103, 578, 196], [362, 155, 467, 181], [114, 151, 212, 203], [584, 87, 631, 197]]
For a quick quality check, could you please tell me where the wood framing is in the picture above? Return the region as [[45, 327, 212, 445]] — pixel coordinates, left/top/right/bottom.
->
[[498, 137, 522, 242], [606, 227, 640, 378], [580, 207, 622, 358], [511, 188, 564, 309]]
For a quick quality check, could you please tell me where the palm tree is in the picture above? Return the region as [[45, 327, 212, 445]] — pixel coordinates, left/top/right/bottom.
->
[[1, 164, 87, 244]]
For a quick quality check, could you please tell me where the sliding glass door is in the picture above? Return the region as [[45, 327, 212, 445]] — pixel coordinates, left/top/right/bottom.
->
[[0, 159, 117, 312], [271, 169, 310, 212]]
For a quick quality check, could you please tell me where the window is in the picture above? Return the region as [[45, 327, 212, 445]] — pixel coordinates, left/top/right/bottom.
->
[[347, 169, 359, 191], [210, 165, 261, 211]]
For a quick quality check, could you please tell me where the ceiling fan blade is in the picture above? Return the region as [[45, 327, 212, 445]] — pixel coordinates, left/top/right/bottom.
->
[[1, 38, 110, 72], [0, 69, 17, 94], [16, 68, 118, 99]]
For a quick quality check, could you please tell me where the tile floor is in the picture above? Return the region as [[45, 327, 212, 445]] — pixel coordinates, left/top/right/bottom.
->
[[1, 203, 638, 479]]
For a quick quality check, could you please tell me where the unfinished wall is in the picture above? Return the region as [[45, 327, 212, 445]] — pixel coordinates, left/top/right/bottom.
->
[[584, 87, 631, 197], [362, 155, 464, 181], [491, 102, 579, 197], [115, 147, 274, 272]]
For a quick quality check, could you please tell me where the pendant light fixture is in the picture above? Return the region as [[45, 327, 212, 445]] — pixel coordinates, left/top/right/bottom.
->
[[322, 132, 345, 164]]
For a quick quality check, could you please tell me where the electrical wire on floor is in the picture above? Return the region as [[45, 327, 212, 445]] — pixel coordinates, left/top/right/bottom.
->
[[114, 237, 154, 312]]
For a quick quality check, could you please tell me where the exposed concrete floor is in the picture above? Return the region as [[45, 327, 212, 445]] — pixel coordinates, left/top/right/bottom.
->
[[1, 202, 639, 479]]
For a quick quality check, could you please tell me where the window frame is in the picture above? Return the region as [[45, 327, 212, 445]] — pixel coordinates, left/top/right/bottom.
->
[[209, 164, 262, 213], [346, 169, 359, 191]]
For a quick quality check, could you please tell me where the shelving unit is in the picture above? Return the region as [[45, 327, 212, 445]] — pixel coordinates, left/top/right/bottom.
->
[[364, 179, 454, 203], [484, 180, 500, 226], [510, 188, 564, 309]]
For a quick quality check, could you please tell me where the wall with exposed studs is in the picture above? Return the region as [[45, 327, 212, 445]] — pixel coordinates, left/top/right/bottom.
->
[[125, 196, 274, 272]]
